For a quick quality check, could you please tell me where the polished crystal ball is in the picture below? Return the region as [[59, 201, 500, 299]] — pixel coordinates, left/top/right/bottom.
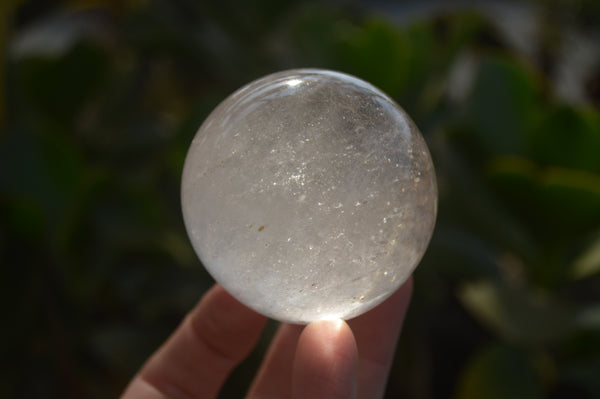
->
[[181, 69, 437, 324]]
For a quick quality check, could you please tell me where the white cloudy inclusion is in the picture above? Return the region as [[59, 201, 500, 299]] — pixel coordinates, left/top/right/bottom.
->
[[181, 69, 437, 324]]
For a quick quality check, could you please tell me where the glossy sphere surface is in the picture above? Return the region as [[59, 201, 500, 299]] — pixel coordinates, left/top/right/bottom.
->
[[182, 69, 437, 323]]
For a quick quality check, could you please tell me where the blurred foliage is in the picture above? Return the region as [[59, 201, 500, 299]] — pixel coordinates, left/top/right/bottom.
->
[[1, 0, 600, 398]]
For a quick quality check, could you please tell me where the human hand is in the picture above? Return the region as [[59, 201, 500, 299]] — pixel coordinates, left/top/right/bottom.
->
[[121, 278, 412, 399]]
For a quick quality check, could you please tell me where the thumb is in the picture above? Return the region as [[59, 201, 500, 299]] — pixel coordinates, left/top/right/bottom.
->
[[292, 319, 358, 399]]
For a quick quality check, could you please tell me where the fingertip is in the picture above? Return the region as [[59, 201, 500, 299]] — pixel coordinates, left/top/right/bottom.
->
[[292, 319, 358, 399], [304, 319, 357, 357], [304, 318, 351, 339]]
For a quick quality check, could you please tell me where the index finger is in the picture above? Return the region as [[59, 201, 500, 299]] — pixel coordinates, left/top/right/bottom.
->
[[121, 284, 267, 399], [348, 277, 413, 399]]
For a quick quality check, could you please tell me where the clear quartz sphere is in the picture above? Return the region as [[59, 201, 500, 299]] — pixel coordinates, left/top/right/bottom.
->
[[181, 69, 437, 324]]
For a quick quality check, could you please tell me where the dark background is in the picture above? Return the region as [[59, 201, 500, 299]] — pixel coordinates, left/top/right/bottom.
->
[[2, 0, 600, 397]]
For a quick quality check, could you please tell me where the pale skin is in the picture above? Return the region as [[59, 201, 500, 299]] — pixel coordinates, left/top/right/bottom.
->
[[122, 277, 413, 399]]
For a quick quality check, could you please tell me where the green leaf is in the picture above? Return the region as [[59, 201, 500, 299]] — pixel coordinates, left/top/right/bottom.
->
[[541, 167, 600, 231], [14, 41, 109, 124], [572, 234, 600, 279], [0, 128, 86, 244], [527, 105, 600, 174], [465, 56, 541, 156], [337, 17, 410, 97], [575, 304, 600, 331], [486, 156, 600, 236], [454, 344, 542, 399], [560, 359, 600, 399], [485, 155, 539, 220], [458, 280, 575, 345]]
